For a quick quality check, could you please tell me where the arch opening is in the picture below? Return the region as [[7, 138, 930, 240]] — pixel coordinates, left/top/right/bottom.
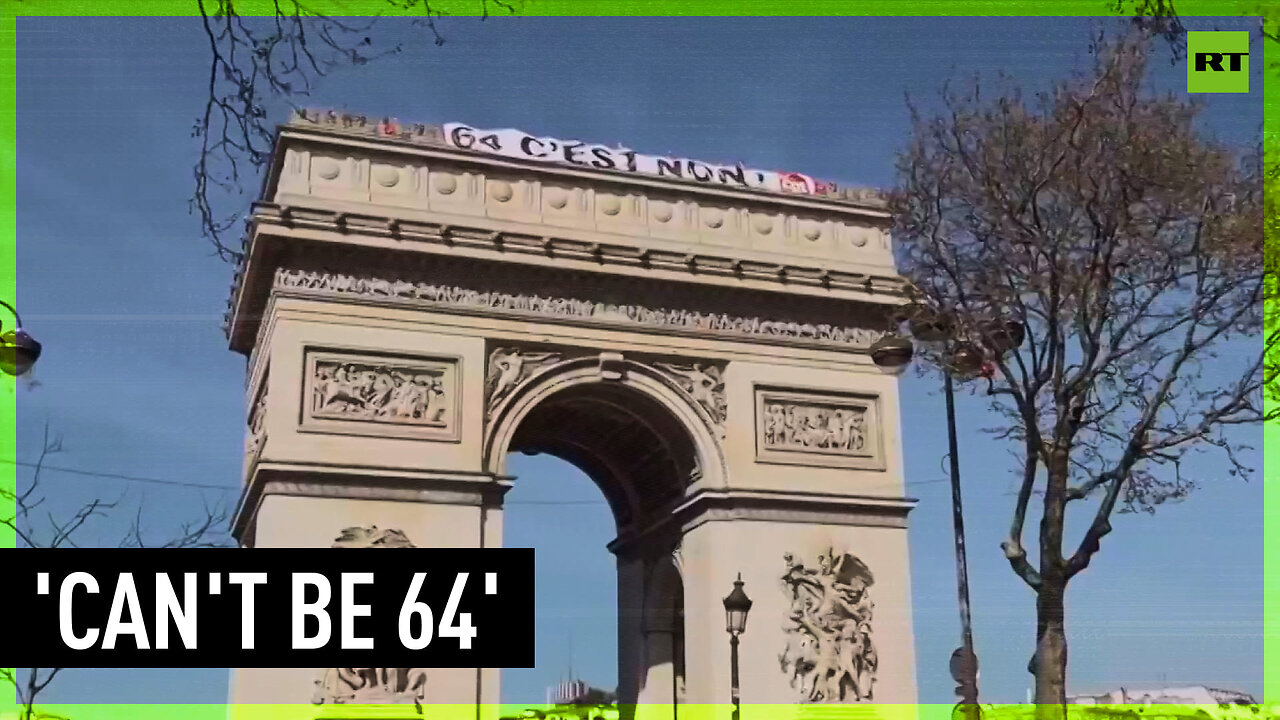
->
[[500, 453, 619, 709], [497, 374, 700, 717], [509, 381, 699, 535]]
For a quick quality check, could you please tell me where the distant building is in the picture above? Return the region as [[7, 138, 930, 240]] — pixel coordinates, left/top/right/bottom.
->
[[1068, 686, 1256, 706], [547, 679, 593, 707], [500, 680, 619, 720], [1065, 686, 1263, 720]]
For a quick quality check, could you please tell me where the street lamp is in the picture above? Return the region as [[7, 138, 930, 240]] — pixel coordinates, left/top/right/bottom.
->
[[722, 573, 752, 720], [0, 300, 41, 377], [871, 306, 1023, 716]]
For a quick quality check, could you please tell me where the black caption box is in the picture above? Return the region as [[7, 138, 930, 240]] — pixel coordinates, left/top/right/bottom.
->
[[1, 548, 534, 668]]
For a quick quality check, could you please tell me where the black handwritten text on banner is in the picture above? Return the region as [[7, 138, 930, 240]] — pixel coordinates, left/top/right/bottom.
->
[[443, 123, 834, 195], [2, 548, 534, 668]]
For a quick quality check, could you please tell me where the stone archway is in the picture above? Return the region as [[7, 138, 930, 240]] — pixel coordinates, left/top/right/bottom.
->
[[484, 354, 718, 713], [484, 353, 727, 488], [225, 111, 920, 718]]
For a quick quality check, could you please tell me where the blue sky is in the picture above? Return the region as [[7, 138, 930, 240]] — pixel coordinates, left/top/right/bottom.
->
[[13, 14, 1266, 708]]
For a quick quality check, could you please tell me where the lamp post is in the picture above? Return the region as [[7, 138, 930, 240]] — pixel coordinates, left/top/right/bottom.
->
[[870, 311, 1021, 718], [722, 573, 752, 720], [0, 299, 41, 377], [943, 343, 979, 715]]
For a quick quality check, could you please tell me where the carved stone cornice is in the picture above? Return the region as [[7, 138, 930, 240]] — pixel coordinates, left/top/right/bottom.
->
[[248, 201, 900, 292], [232, 463, 513, 542], [606, 489, 917, 556], [674, 490, 916, 534], [224, 199, 906, 342]]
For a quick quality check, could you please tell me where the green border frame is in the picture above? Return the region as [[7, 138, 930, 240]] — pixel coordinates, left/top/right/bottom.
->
[[1, 2, 1275, 719]]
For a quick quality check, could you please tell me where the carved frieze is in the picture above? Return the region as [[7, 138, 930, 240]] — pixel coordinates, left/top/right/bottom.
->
[[755, 388, 884, 470], [780, 549, 877, 703], [274, 268, 885, 349], [303, 349, 459, 441], [485, 347, 564, 420], [654, 362, 727, 439], [313, 526, 426, 710]]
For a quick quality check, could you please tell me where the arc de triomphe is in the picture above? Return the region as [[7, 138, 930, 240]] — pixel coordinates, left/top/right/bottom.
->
[[224, 112, 919, 717]]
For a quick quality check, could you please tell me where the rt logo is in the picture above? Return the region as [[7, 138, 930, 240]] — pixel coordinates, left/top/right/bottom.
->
[[1187, 31, 1249, 93]]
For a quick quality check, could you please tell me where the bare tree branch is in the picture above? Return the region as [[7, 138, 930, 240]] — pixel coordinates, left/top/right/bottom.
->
[[5, 424, 235, 718], [2, 667, 68, 720], [191, 0, 523, 261], [1000, 449, 1043, 590]]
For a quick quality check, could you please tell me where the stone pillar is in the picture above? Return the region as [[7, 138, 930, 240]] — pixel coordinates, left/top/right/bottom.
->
[[616, 553, 647, 716], [616, 542, 682, 720], [677, 515, 733, 713], [230, 303, 504, 718], [677, 495, 918, 718], [637, 629, 676, 720], [228, 476, 510, 710]]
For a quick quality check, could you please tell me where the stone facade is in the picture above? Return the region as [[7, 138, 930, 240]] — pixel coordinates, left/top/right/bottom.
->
[[226, 113, 917, 720]]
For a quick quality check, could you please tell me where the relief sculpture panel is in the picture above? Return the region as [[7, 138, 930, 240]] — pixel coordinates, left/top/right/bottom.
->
[[755, 387, 884, 470], [312, 526, 428, 711], [485, 347, 565, 421], [245, 376, 267, 461], [780, 549, 878, 703], [654, 362, 727, 439], [303, 350, 459, 441]]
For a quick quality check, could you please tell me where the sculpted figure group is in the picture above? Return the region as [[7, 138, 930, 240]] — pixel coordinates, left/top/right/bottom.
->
[[312, 667, 429, 711], [313, 527, 428, 711], [764, 403, 866, 453], [312, 361, 447, 425], [245, 382, 267, 458], [654, 362, 727, 428], [486, 347, 563, 416], [779, 549, 878, 703]]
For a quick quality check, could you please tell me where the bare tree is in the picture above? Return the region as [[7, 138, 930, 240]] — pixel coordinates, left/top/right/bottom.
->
[[2, 425, 233, 719], [193, 0, 521, 261], [1112, 0, 1280, 61], [1, 425, 122, 550], [889, 28, 1265, 718]]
